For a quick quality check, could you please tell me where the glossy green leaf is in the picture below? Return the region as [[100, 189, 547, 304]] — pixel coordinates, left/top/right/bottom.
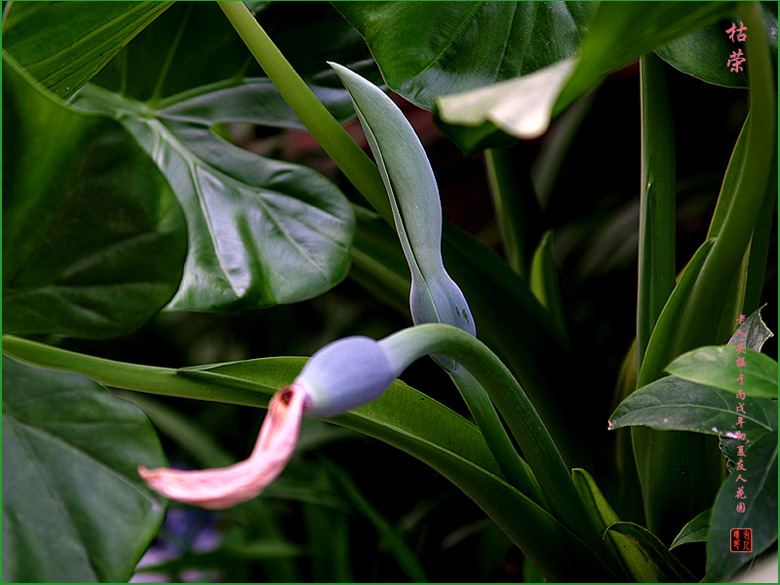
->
[[656, 2, 778, 88], [605, 522, 698, 582], [610, 375, 777, 443], [435, 2, 736, 151], [1, 1, 173, 98], [2, 357, 166, 583], [572, 469, 656, 582], [74, 83, 355, 312], [667, 346, 778, 399], [706, 431, 778, 581], [2, 56, 187, 338], [670, 509, 711, 549], [333, 1, 590, 111]]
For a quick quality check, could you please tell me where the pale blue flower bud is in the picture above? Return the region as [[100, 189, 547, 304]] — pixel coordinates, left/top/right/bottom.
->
[[297, 336, 398, 418]]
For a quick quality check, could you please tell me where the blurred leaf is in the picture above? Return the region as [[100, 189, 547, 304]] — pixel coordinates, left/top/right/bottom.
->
[[727, 307, 775, 351], [656, 2, 778, 88], [74, 82, 355, 312], [610, 375, 777, 442], [667, 346, 778, 399], [1, 1, 172, 97], [135, 538, 304, 575], [333, 1, 590, 110], [178, 358, 616, 580], [671, 509, 711, 549], [435, 1, 736, 150], [2, 56, 187, 339], [706, 431, 778, 581], [572, 469, 656, 582], [530, 231, 568, 345], [605, 522, 698, 582], [2, 357, 166, 582]]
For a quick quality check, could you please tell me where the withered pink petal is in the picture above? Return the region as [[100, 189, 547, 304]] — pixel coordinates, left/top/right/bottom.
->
[[139, 383, 307, 510]]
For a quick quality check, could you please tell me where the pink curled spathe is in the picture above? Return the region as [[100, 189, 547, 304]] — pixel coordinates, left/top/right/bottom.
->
[[138, 383, 307, 510]]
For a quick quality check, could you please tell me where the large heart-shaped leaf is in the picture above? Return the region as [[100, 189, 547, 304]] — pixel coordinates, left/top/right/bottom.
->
[[706, 431, 778, 581], [2, 357, 167, 582], [2, 55, 187, 338], [73, 82, 354, 311], [333, 1, 590, 111], [1, 1, 173, 98]]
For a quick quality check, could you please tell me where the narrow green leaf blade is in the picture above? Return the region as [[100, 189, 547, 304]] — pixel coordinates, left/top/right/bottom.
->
[[529, 230, 568, 345], [706, 431, 778, 581], [572, 469, 657, 582], [2, 358, 167, 582], [2, 1, 173, 97], [2, 56, 187, 338], [667, 346, 778, 399], [605, 522, 698, 582]]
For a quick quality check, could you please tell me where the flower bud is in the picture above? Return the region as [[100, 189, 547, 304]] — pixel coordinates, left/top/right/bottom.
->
[[297, 336, 398, 418]]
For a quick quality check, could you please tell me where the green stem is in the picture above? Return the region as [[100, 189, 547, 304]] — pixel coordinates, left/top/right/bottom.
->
[[380, 324, 602, 551], [2, 335, 269, 408], [637, 52, 676, 372], [216, 0, 391, 221], [447, 366, 547, 508]]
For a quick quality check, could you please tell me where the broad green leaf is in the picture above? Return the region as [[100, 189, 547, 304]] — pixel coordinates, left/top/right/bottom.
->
[[1, 1, 173, 98], [177, 359, 615, 580], [605, 522, 698, 582], [572, 469, 656, 582], [667, 346, 778, 399], [671, 509, 711, 549], [656, 2, 778, 88], [332, 1, 590, 111], [74, 82, 355, 312], [610, 375, 777, 443], [2, 55, 187, 338], [2, 357, 166, 583], [435, 2, 736, 150], [727, 307, 775, 351], [706, 431, 778, 581]]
